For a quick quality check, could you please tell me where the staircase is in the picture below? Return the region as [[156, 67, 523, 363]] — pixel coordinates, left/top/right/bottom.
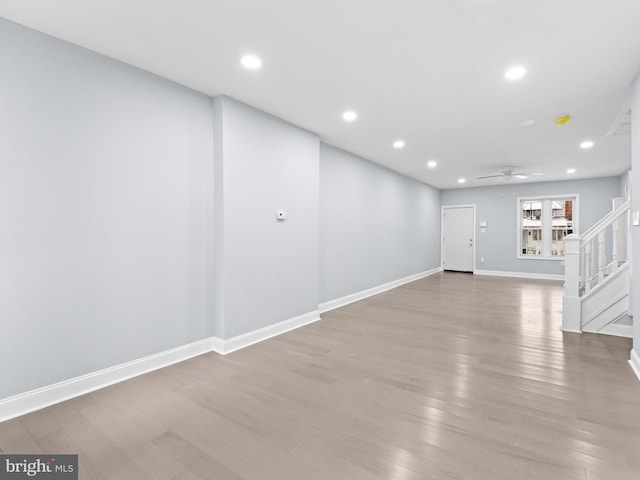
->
[[562, 198, 632, 337]]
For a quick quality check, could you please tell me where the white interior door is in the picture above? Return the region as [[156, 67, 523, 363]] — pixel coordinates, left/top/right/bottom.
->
[[442, 206, 475, 272]]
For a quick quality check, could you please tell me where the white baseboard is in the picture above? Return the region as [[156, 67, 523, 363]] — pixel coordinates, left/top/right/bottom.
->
[[630, 349, 640, 381], [319, 267, 442, 313], [0, 309, 321, 423], [560, 327, 582, 334], [475, 270, 564, 281], [592, 323, 633, 338], [0, 337, 217, 423], [215, 310, 321, 355]]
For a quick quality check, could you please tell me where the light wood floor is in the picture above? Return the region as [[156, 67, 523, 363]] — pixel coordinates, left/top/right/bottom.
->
[[1, 272, 640, 479]]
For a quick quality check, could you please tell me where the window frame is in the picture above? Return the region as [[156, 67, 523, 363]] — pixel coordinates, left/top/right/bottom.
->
[[516, 194, 579, 261]]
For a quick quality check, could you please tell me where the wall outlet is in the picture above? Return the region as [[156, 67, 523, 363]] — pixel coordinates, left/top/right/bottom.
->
[[480, 257, 484, 264]]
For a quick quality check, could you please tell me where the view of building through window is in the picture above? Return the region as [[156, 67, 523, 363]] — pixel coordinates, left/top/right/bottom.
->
[[520, 197, 576, 257]]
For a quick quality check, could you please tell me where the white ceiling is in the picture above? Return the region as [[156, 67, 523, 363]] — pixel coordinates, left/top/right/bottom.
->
[[1, 0, 639, 189]]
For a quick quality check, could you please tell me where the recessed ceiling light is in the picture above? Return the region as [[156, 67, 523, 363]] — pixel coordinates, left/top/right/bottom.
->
[[342, 110, 357, 122], [580, 140, 594, 149], [567, 168, 576, 174], [519, 119, 535, 127], [458, 178, 466, 184], [505, 66, 526, 81], [531, 172, 544, 176], [240, 55, 262, 70], [427, 160, 438, 168], [513, 174, 528, 179], [393, 140, 405, 149]]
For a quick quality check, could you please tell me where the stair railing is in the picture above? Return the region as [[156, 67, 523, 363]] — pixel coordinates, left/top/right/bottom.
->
[[562, 199, 630, 332]]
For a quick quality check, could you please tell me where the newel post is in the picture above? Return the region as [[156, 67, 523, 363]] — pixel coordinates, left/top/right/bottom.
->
[[562, 234, 581, 333]]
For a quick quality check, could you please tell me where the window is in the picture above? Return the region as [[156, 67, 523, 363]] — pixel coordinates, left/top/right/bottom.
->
[[518, 195, 578, 259]]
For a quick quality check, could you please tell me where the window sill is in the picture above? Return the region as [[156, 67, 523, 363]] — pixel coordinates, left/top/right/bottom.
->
[[517, 255, 565, 261]]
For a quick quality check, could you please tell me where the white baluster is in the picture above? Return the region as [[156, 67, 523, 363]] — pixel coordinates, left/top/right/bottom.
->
[[597, 231, 605, 283], [612, 218, 619, 270], [584, 241, 592, 293], [580, 244, 586, 293]]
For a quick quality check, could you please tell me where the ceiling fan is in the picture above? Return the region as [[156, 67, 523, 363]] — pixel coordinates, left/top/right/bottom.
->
[[477, 168, 528, 180]]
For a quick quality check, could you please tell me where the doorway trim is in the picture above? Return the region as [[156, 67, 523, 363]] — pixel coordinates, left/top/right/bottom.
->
[[441, 204, 476, 273]]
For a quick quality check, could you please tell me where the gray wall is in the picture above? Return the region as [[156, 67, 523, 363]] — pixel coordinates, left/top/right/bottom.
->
[[215, 97, 320, 339], [319, 144, 441, 303], [441, 177, 621, 275], [632, 73, 640, 353], [0, 19, 215, 398]]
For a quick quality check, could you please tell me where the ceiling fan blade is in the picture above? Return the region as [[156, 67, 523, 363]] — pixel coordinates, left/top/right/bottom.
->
[[476, 174, 504, 179]]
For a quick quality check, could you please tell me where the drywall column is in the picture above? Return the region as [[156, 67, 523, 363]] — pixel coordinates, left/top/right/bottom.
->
[[631, 72, 640, 378], [213, 96, 320, 339]]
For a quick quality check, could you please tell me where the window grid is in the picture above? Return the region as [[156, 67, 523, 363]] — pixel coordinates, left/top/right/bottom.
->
[[518, 195, 578, 259]]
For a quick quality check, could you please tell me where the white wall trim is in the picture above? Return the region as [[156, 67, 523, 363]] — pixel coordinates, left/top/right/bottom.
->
[[475, 269, 564, 281], [0, 337, 217, 423], [0, 309, 322, 423], [319, 267, 442, 313], [630, 349, 640, 381], [216, 310, 321, 355]]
